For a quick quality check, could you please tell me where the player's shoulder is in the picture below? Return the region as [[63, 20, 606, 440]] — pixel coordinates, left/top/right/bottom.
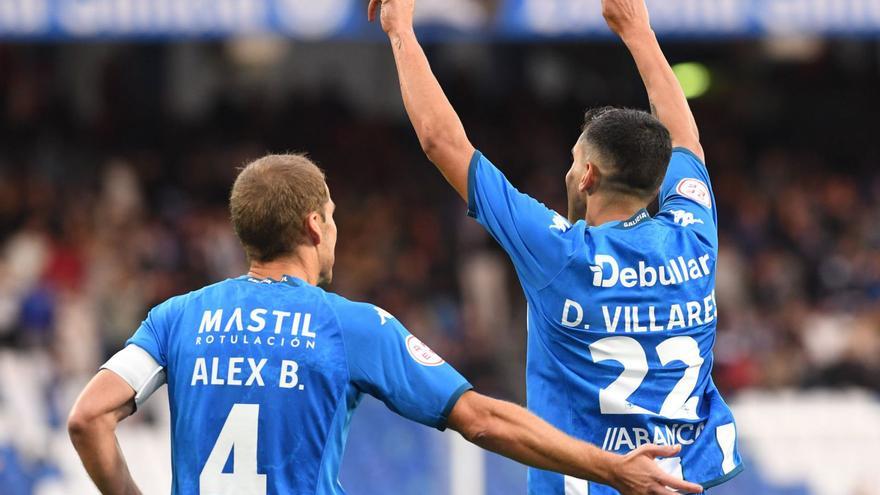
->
[[660, 148, 716, 222], [159, 278, 237, 307], [147, 277, 256, 319], [653, 207, 718, 253], [654, 208, 710, 230], [146, 282, 218, 319], [322, 292, 395, 330], [666, 147, 712, 192], [671, 146, 707, 167], [522, 209, 588, 252]]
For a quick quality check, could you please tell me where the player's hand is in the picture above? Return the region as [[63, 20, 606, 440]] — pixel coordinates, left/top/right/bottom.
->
[[608, 444, 704, 495], [368, 0, 415, 36], [601, 0, 652, 38]]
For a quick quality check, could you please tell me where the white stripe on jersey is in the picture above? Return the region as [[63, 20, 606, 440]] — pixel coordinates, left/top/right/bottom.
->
[[717, 423, 738, 474], [656, 456, 684, 480], [564, 475, 589, 495]]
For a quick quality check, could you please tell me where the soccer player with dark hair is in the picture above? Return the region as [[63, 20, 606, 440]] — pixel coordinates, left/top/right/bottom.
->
[[67, 153, 703, 495], [371, 0, 743, 493]]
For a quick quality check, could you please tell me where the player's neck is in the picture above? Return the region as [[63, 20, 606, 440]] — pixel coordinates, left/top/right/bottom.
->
[[586, 194, 648, 227], [247, 253, 319, 286]]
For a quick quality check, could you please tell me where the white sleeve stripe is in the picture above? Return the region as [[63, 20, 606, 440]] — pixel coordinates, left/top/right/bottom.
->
[[101, 345, 166, 407]]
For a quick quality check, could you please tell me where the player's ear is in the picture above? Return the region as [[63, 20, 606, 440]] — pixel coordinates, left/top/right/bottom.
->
[[581, 161, 598, 194], [305, 212, 323, 246]]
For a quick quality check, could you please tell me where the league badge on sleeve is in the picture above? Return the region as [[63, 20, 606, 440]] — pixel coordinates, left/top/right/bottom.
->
[[406, 335, 445, 366], [676, 178, 712, 209]]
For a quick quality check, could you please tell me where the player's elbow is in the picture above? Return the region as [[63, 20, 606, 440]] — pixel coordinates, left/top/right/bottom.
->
[[448, 392, 502, 446], [418, 128, 467, 163], [67, 404, 111, 443], [418, 131, 447, 161], [459, 416, 495, 445], [67, 408, 93, 443]]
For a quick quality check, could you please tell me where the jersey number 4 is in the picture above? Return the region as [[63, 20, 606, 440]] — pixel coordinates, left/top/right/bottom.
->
[[589, 336, 704, 419], [200, 403, 268, 495]]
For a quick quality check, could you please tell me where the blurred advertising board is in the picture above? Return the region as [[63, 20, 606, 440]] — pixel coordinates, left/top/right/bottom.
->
[[1, 0, 879, 40]]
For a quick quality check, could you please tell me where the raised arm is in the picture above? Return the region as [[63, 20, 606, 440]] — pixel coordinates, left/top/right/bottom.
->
[[602, 0, 705, 161], [449, 391, 704, 495], [368, 0, 475, 200], [68, 370, 141, 495]]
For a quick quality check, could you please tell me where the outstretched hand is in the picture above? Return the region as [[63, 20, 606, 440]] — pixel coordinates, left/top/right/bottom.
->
[[601, 0, 652, 38], [610, 444, 704, 495], [368, 0, 415, 35]]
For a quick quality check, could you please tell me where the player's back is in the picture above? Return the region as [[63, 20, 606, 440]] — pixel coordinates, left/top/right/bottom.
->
[[528, 212, 738, 493], [125, 275, 470, 495], [136, 276, 347, 495], [467, 147, 743, 494]]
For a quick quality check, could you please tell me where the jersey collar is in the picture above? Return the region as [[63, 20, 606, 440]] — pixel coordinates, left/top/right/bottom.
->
[[612, 208, 652, 230], [236, 274, 306, 287]]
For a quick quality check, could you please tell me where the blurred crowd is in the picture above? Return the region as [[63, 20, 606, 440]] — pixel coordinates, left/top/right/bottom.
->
[[0, 40, 878, 408]]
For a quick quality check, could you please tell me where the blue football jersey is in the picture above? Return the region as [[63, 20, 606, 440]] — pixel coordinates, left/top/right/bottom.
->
[[468, 148, 743, 494], [126, 276, 471, 495]]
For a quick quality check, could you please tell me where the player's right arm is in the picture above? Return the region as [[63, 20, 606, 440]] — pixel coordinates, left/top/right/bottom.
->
[[337, 299, 702, 495], [68, 370, 141, 495], [602, 0, 704, 161], [69, 302, 170, 495], [448, 392, 703, 495], [368, 0, 474, 200]]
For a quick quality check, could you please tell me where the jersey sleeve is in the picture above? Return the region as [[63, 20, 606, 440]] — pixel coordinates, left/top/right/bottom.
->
[[336, 300, 472, 431], [101, 344, 167, 408], [467, 150, 576, 288], [657, 147, 718, 249], [126, 299, 175, 368]]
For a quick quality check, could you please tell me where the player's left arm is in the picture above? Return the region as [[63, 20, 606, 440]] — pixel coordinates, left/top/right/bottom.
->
[[68, 370, 141, 495], [603, 0, 704, 161], [604, 0, 717, 243], [340, 300, 473, 428], [369, 0, 474, 200], [447, 392, 704, 495]]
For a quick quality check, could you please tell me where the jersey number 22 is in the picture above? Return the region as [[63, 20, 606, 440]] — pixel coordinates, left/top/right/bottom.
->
[[589, 336, 704, 419]]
